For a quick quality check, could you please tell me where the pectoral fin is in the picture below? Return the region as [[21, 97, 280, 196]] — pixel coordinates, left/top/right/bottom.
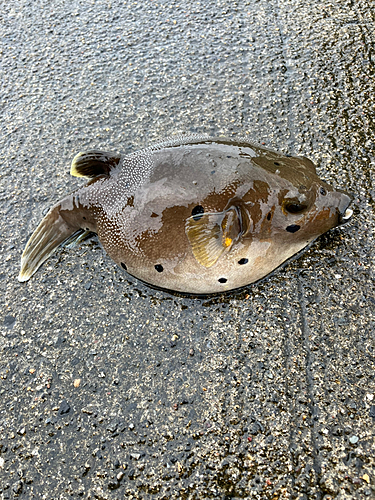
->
[[185, 207, 242, 268], [70, 150, 121, 178]]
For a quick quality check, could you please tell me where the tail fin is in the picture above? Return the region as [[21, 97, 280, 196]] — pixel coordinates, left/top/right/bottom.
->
[[18, 204, 86, 282]]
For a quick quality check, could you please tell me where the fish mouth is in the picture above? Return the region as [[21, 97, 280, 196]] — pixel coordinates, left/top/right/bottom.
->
[[340, 207, 353, 222], [336, 192, 353, 225], [338, 202, 353, 225]]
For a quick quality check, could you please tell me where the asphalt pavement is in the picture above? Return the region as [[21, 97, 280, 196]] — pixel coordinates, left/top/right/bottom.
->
[[1, 0, 374, 499]]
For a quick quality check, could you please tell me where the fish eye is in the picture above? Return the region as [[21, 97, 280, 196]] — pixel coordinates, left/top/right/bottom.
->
[[320, 187, 327, 196], [284, 202, 308, 214], [191, 205, 204, 221]]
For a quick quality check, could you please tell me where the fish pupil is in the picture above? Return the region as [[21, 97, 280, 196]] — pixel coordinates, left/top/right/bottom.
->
[[191, 205, 205, 221], [320, 187, 327, 195], [267, 212, 272, 221], [155, 264, 164, 273], [285, 203, 307, 214], [274, 162, 280, 166], [218, 278, 227, 283], [121, 262, 127, 270]]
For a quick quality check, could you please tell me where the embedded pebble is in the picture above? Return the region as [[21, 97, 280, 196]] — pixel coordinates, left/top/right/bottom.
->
[[58, 400, 71, 415], [12, 481, 23, 494], [349, 435, 359, 444]]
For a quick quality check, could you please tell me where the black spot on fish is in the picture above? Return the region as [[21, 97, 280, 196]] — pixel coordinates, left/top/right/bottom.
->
[[218, 277, 227, 283], [227, 156, 232, 158], [286, 225, 301, 233], [155, 264, 163, 273], [267, 212, 272, 221], [320, 187, 327, 196], [238, 258, 248, 265], [192, 205, 204, 221], [83, 216, 86, 220], [121, 262, 127, 270]]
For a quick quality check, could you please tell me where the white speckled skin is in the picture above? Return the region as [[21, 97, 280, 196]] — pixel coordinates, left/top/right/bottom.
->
[[19, 136, 352, 293]]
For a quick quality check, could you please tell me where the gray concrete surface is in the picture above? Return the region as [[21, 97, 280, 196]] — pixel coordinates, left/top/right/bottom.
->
[[0, 0, 374, 498]]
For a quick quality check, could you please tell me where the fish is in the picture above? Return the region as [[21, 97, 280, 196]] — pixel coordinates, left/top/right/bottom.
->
[[18, 135, 353, 294]]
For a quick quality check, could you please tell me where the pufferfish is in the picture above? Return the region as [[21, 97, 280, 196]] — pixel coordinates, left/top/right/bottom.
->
[[18, 135, 353, 294]]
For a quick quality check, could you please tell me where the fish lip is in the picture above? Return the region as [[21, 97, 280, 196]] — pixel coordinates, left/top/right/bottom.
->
[[339, 207, 353, 224]]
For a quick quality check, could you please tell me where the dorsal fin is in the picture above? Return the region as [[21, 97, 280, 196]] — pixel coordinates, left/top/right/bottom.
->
[[298, 156, 317, 174], [70, 150, 121, 178]]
